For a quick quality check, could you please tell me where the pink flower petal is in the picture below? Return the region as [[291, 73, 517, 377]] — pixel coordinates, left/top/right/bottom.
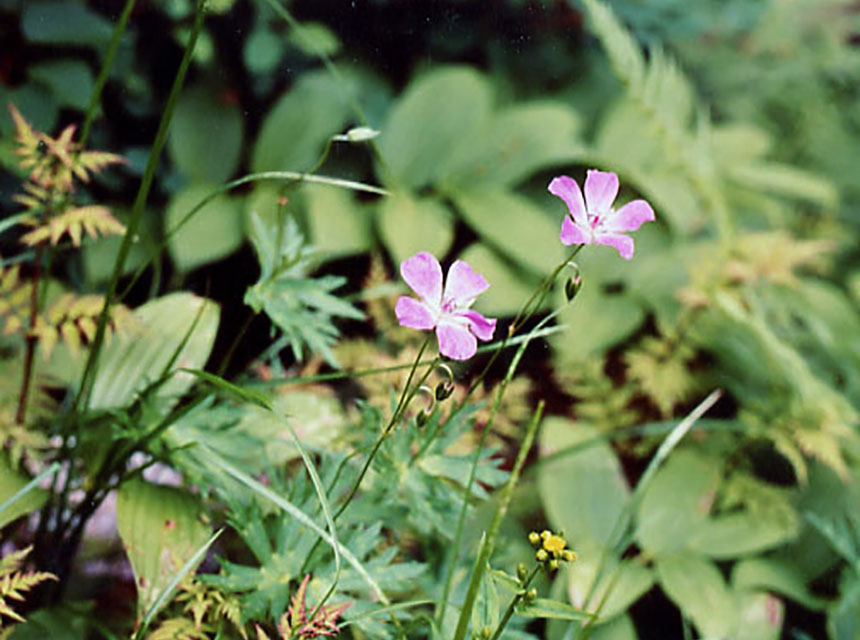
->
[[560, 215, 590, 246], [548, 176, 588, 226], [395, 296, 437, 330], [401, 252, 443, 304], [594, 232, 635, 260], [608, 199, 655, 232], [444, 260, 489, 307], [460, 310, 497, 341], [436, 321, 478, 360], [584, 170, 619, 213]]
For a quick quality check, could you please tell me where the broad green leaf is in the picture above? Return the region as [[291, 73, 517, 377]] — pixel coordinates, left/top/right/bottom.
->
[[457, 243, 540, 316], [587, 614, 638, 640], [244, 27, 284, 74], [21, 1, 113, 48], [538, 418, 629, 546], [82, 208, 157, 284], [552, 281, 645, 364], [829, 574, 860, 640], [289, 21, 341, 57], [237, 390, 347, 464], [565, 541, 653, 621], [29, 60, 94, 111], [687, 510, 800, 559], [379, 66, 493, 189], [0, 85, 58, 137], [168, 84, 243, 184], [440, 101, 582, 188], [166, 184, 244, 272], [116, 479, 211, 619], [377, 191, 453, 266], [452, 189, 565, 275], [305, 184, 372, 257], [655, 553, 736, 638], [252, 71, 351, 172], [515, 597, 591, 622], [635, 450, 721, 556], [85, 293, 219, 410], [727, 162, 837, 208], [732, 558, 825, 611], [0, 455, 48, 529], [734, 591, 783, 640]]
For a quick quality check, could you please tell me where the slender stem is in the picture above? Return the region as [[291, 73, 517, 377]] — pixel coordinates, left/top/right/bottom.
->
[[79, 0, 137, 147], [77, 0, 207, 411], [15, 244, 43, 425], [332, 337, 435, 521], [490, 566, 541, 640]]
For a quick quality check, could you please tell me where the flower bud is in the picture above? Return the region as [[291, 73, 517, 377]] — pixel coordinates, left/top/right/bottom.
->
[[564, 275, 582, 302], [548, 559, 560, 571], [416, 411, 428, 428], [435, 380, 454, 402], [528, 532, 541, 547], [516, 563, 528, 582], [535, 549, 548, 563], [562, 550, 577, 562], [526, 588, 538, 601]]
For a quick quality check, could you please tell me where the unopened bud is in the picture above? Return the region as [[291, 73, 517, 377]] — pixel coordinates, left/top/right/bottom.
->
[[564, 276, 582, 302], [516, 563, 528, 582], [528, 532, 541, 547], [416, 411, 428, 428], [562, 550, 577, 562], [480, 627, 492, 640], [548, 559, 560, 571], [526, 588, 538, 601], [435, 380, 454, 402], [535, 549, 548, 563]]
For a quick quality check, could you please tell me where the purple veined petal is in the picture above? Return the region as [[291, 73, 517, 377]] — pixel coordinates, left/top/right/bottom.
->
[[443, 260, 489, 308], [584, 170, 619, 214], [594, 232, 635, 260], [459, 310, 497, 342], [608, 199, 655, 232], [436, 320, 478, 360], [560, 215, 590, 246], [401, 252, 443, 304], [395, 296, 438, 330], [548, 176, 588, 226]]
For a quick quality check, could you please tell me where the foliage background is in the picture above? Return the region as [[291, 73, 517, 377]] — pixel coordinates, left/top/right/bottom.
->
[[2, 0, 860, 639]]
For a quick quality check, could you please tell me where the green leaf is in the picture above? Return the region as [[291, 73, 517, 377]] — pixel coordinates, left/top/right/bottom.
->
[[116, 478, 211, 619], [379, 66, 493, 189], [29, 60, 94, 111], [687, 510, 800, 559], [732, 558, 825, 611], [829, 574, 860, 640], [441, 101, 581, 188], [0, 456, 49, 529], [288, 21, 341, 57], [252, 72, 351, 173], [21, 1, 113, 48], [515, 597, 591, 622], [538, 417, 629, 546], [734, 591, 783, 640], [304, 184, 372, 258], [243, 27, 284, 74], [452, 188, 565, 275], [566, 542, 654, 621], [165, 184, 244, 272], [635, 450, 721, 556], [655, 552, 736, 638], [84, 293, 219, 410], [377, 191, 454, 266], [456, 243, 540, 316], [168, 84, 243, 183], [552, 281, 645, 364]]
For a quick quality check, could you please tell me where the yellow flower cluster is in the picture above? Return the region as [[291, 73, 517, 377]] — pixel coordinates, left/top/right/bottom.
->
[[528, 530, 577, 570]]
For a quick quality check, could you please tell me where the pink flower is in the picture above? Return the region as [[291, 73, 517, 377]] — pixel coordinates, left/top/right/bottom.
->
[[548, 170, 655, 260], [395, 252, 497, 361]]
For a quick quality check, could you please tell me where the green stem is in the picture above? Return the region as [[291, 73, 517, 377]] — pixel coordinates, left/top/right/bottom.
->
[[490, 566, 541, 640], [79, 0, 136, 147], [449, 393, 546, 640], [77, 0, 206, 410], [15, 244, 43, 425]]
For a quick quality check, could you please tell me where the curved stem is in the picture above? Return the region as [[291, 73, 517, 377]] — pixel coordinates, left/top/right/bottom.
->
[[490, 565, 541, 640]]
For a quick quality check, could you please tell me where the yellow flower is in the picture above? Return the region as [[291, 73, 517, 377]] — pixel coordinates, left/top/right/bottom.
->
[[542, 534, 567, 555]]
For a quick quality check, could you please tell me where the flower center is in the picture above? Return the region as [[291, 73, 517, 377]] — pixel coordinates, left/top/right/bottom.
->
[[441, 298, 458, 314]]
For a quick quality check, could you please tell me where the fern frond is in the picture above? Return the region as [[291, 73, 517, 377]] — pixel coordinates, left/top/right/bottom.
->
[[0, 547, 57, 628], [19, 205, 126, 248], [145, 617, 208, 640], [73, 150, 125, 183]]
